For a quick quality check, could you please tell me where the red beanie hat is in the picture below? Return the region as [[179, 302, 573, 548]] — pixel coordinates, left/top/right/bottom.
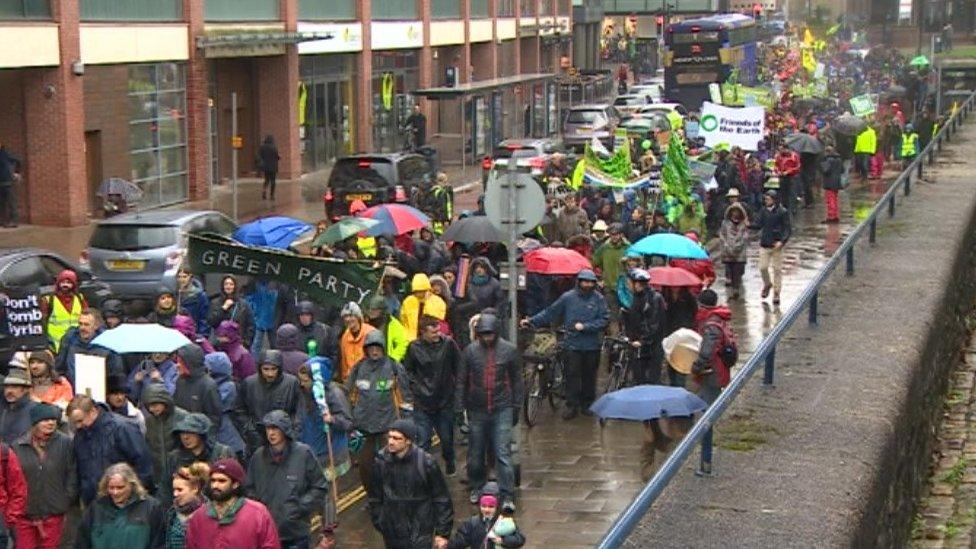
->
[[210, 458, 245, 484]]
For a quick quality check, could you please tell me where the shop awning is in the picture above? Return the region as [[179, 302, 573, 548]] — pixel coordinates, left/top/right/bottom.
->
[[196, 31, 333, 50], [412, 73, 557, 99]]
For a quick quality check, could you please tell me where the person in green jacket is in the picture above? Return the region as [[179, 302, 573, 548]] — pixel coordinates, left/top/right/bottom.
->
[[853, 126, 877, 180], [76, 463, 165, 549], [366, 295, 410, 363], [592, 223, 631, 318]]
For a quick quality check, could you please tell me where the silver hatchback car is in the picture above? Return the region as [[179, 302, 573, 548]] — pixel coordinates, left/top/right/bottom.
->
[[562, 104, 619, 152], [81, 210, 237, 299]]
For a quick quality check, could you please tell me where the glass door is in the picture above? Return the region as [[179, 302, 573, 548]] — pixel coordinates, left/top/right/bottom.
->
[[313, 82, 329, 168]]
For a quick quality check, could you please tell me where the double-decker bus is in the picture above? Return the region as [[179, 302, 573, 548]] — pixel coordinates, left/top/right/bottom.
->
[[663, 13, 758, 109]]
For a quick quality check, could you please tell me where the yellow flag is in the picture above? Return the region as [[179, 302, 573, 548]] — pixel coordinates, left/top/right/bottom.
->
[[570, 158, 585, 190], [803, 28, 814, 46], [802, 48, 816, 73]]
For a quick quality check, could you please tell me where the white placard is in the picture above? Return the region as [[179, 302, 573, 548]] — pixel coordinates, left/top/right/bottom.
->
[[699, 102, 766, 151], [75, 354, 106, 403]]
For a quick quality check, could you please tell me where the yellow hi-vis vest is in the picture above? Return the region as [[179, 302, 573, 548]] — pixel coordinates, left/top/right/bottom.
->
[[901, 133, 918, 158], [46, 295, 83, 352]]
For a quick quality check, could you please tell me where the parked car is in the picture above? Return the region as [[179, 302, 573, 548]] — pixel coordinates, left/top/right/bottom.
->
[[489, 138, 566, 178], [323, 153, 435, 220], [81, 210, 237, 300], [562, 104, 619, 151], [0, 247, 112, 371], [613, 94, 654, 115]]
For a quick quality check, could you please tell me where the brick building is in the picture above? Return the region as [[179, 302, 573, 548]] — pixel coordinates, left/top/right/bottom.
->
[[0, 0, 573, 227]]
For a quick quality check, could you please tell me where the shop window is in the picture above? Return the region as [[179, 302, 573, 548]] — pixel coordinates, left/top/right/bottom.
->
[[471, 0, 490, 17], [521, 0, 537, 17], [540, 0, 554, 15], [299, 0, 356, 20], [127, 63, 188, 208], [0, 0, 49, 19], [372, 0, 418, 19], [497, 0, 514, 16], [81, 0, 181, 20], [430, 0, 461, 18], [205, 0, 279, 21]]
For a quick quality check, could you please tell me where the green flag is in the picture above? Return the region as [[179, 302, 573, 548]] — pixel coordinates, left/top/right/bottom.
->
[[186, 233, 383, 308]]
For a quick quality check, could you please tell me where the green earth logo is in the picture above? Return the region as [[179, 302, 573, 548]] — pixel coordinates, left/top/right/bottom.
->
[[700, 114, 718, 132]]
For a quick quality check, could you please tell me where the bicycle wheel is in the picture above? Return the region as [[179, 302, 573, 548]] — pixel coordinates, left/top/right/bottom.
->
[[548, 361, 562, 410], [524, 367, 544, 427]]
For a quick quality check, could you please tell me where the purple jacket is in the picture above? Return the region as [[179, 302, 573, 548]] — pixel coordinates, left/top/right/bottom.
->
[[274, 323, 309, 376], [173, 315, 216, 354], [215, 320, 257, 381]]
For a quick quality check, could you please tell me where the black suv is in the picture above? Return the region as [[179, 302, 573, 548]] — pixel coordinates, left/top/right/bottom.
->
[[323, 153, 435, 219]]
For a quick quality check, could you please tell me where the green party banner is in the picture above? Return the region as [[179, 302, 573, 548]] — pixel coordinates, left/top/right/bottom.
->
[[186, 233, 382, 308]]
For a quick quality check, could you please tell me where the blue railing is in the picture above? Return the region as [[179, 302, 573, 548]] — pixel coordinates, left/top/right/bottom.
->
[[598, 89, 976, 548]]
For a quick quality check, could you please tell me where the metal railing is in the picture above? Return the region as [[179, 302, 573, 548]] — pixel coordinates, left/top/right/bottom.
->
[[597, 89, 976, 548]]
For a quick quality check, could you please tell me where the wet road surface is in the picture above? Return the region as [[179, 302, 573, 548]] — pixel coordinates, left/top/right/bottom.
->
[[0, 166, 900, 546]]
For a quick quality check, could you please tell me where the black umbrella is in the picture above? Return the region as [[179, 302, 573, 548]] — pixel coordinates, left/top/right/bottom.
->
[[96, 178, 143, 202], [832, 114, 868, 136], [440, 216, 506, 243], [785, 132, 824, 154]]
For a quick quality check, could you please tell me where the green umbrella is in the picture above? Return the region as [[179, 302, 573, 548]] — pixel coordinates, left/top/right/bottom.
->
[[909, 55, 930, 67], [313, 217, 380, 246]]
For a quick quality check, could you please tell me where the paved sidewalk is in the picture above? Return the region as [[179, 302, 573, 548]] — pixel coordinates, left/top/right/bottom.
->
[[0, 164, 483, 259]]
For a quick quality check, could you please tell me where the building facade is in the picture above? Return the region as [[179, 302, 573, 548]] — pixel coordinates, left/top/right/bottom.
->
[[0, 0, 572, 227]]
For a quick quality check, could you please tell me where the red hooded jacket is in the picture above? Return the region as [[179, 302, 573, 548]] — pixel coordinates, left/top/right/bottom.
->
[[694, 306, 734, 387], [0, 443, 28, 528], [775, 151, 801, 177]]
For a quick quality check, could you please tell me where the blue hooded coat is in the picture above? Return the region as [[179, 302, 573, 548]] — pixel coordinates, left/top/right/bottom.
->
[[204, 352, 246, 455]]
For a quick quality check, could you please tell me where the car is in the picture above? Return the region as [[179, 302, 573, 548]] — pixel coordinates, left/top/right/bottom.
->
[[0, 247, 112, 368], [323, 153, 435, 220], [81, 210, 238, 300], [613, 94, 654, 115], [562, 104, 620, 151], [489, 138, 566, 178], [629, 84, 664, 102], [634, 103, 689, 116], [618, 114, 672, 141]]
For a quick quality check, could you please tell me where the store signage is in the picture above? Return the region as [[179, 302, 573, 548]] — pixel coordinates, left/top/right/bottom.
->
[[298, 22, 363, 54], [371, 21, 424, 50]]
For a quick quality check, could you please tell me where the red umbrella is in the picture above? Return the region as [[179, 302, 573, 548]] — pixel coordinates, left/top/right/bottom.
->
[[358, 204, 430, 236], [524, 247, 591, 275], [648, 266, 702, 288]]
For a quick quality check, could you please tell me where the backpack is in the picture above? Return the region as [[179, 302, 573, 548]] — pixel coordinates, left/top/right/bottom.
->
[[705, 319, 738, 387]]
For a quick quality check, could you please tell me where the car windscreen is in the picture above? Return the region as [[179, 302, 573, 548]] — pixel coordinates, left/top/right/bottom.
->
[[566, 110, 606, 124], [614, 97, 643, 106], [89, 224, 180, 251], [329, 158, 396, 188]]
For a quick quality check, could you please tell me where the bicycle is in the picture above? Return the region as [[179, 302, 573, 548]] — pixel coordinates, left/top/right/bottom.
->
[[603, 335, 636, 395], [521, 328, 567, 428]]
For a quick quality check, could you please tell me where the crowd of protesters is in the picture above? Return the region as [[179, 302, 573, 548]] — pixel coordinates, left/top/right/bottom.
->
[[0, 17, 944, 549]]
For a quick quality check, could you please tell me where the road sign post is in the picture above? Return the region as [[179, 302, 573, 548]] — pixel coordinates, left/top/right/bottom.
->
[[231, 92, 239, 222], [484, 166, 546, 348]]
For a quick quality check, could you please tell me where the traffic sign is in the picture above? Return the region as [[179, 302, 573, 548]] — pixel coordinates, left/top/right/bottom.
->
[[483, 172, 546, 239]]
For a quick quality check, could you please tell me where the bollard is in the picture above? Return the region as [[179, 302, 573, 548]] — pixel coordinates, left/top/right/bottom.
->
[[846, 247, 855, 275], [888, 195, 895, 217], [808, 290, 819, 325], [906, 172, 912, 195], [869, 218, 877, 244], [929, 149, 935, 166], [763, 346, 776, 386], [916, 159, 922, 183]]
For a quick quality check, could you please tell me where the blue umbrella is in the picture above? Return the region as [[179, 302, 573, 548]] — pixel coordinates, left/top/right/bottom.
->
[[628, 233, 709, 260], [91, 324, 192, 354], [232, 216, 313, 249], [589, 385, 708, 421]]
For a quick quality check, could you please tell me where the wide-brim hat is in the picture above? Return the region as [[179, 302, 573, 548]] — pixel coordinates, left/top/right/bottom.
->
[[663, 328, 703, 375], [2, 368, 32, 387]]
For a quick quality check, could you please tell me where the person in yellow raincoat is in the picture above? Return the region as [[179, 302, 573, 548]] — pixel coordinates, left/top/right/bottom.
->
[[399, 274, 447, 340]]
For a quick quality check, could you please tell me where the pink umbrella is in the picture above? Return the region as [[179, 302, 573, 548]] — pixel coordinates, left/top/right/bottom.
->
[[524, 247, 592, 275]]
